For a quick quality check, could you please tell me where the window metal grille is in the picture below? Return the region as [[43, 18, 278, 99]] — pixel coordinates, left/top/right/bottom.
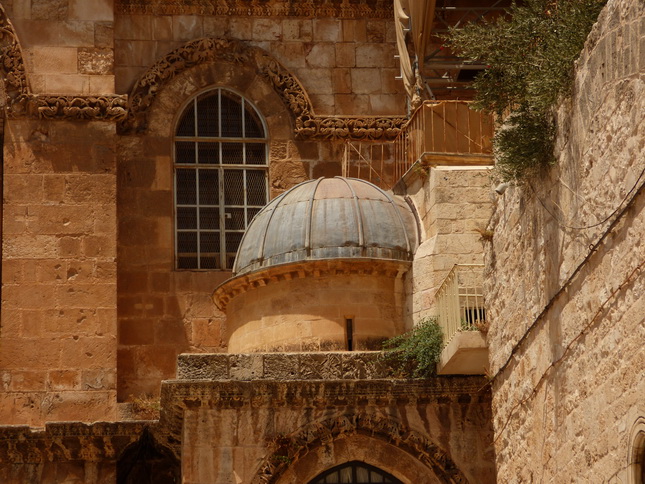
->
[[309, 461, 402, 484], [174, 88, 268, 270]]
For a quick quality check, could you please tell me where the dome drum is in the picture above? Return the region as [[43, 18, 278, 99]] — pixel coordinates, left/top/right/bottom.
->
[[213, 177, 419, 354]]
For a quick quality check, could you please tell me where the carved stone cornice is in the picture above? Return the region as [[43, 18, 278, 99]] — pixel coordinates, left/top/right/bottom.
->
[[115, 0, 393, 18], [255, 414, 469, 483], [0, 421, 149, 463], [32, 95, 128, 121], [120, 37, 406, 140]]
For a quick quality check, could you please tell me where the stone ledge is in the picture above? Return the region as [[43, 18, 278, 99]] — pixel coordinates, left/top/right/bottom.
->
[[177, 351, 401, 381]]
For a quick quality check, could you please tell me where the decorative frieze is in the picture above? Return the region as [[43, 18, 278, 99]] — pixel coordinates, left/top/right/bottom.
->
[[115, 0, 393, 19], [34, 95, 128, 121], [120, 37, 406, 140]]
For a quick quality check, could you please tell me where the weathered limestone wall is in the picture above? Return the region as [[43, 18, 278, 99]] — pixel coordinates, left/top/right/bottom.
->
[[114, 1, 405, 400], [0, 421, 148, 484], [1, 119, 118, 425], [114, 3, 403, 116], [219, 261, 408, 353], [162, 352, 496, 484], [6, 0, 115, 94], [405, 166, 493, 323], [485, 0, 645, 481]]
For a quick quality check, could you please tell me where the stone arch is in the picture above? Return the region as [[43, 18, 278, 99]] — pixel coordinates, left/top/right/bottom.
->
[[120, 37, 405, 140], [0, 3, 29, 114], [254, 414, 469, 484], [629, 415, 645, 484]]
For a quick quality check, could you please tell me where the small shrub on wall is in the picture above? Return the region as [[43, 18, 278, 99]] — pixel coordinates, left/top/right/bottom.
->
[[382, 317, 444, 378], [448, 0, 607, 181]]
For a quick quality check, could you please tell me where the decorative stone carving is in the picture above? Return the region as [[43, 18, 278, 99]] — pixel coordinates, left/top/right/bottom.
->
[[120, 38, 406, 140], [115, 0, 393, 19], [34, 95, 128, 121], [255, 414, 469, 483], [0, 5, 128, 121], [0, 3, 30, 115]]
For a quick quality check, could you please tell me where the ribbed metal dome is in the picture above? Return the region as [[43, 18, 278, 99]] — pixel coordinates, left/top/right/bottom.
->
[[233, 177, 418, 275]]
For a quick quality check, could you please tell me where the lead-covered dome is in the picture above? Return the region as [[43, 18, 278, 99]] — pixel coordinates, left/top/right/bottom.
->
[[233, 177, 418, 275]]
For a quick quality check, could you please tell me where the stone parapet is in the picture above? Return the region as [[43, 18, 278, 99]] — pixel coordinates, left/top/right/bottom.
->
[[178, 351, 406, 381]]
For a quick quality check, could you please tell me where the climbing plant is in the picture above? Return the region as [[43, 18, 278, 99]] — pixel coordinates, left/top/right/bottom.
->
[[448, 0, 607, 181]]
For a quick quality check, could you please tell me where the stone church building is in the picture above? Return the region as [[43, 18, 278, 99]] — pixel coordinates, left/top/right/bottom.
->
[[0, 0, 642, 482]]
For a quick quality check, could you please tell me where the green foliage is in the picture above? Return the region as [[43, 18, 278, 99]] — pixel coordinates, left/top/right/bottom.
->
[[382, 317, 444, 378], [448, 0, 607, 181]]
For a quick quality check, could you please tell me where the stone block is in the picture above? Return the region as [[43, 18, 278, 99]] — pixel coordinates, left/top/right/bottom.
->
[[229, 354, 263, 380], [342, 19, 367, 42], [252, 18, 282, 41], [332, 68, 352, 94], [173, 15, 203, 41], [313, 18, 341, 42], [366, 20, 386, 43], [30, 46, 78, 74], [356, 44, 395, 68], [335, 44, 356, 71], [271, 42, 306, 68], [115, 14, 152, 40], [78, 47, 114, 75], [334, 94, 369, 115], [119, 319, 155, 345], [350, 69, 381, 94], [228, 18, 253, 40], [47, 370, 81, 391], [301, 353, 342, 379], [296, 68, 333, 95], [154, 319, 188, 345], [95, 21, 113, 48], [69, 0, 112, 21], [305, 43, 335, 68], [32, 0, 68, 21], [263, 354, 299, 379], [12, 370, 47, 391], [283, 19, 313, 42]]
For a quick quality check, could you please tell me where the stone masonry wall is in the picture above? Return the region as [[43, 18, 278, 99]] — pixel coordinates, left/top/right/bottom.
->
[[1, 119, 118, 426], [406, 166, 494, 324], [6, 0, 115, 94], [485, 0, 645, 481], [114, 2, 406, 400], [113, 6, 404, 116]]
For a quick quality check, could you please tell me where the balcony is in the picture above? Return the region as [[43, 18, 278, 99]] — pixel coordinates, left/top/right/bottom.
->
[[435, 264, 489, 375], [394, 101, 494, 180]]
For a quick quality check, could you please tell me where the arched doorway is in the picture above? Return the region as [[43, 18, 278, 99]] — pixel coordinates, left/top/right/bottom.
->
[[309, 461, 403, 484]]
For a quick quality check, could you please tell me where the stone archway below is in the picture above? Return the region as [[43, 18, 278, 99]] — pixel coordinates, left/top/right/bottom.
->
[[275, 434, 449, 484]]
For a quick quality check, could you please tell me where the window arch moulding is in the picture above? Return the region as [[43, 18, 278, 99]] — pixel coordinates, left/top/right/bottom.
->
[[0, 4, 127, 121], [629, 415, 645, 484], [119, 37, 406, 141], [253, 413, 468, 484]]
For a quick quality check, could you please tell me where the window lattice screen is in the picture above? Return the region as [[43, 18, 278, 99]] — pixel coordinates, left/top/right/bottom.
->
[[174, 88, 268, 270]]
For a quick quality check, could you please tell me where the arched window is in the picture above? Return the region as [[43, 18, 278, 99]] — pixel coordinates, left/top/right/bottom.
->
[[309, 461, 402, 484], [174, 88, 268, 270]]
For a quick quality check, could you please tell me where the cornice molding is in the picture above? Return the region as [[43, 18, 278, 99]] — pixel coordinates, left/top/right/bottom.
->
[[213, 258, 410, 311], [120, 37, 406, 140], [115, 0, 393, 18]]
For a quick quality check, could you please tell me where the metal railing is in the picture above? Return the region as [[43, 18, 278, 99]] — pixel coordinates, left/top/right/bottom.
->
[[435, 264, 485, 345], [394, 101, 494, 180]]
